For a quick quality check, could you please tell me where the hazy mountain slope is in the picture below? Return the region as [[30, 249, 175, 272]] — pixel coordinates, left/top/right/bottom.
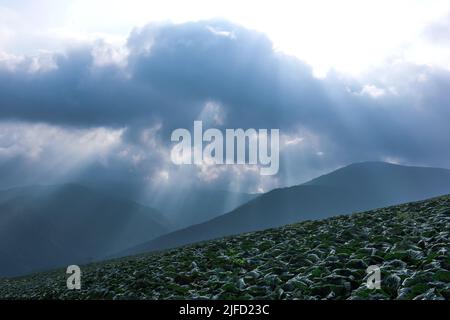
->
[[0, 184, 170, 277], [81, 180, 257, 228], [148, 189, 258, 228], [122, 162, 450, 256], [2, 194, 448, 300], [305, 161, 450, 201]]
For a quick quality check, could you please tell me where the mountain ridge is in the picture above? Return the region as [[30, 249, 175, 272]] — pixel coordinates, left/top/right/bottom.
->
[[0, 183, 171, 277], [120, 161, 450, 257]]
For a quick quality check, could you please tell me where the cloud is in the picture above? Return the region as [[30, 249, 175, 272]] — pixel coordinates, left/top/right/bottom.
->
[[0, 19, 450, 192], [0, 121, 124, 188], [359, 84, 386, 98], [424, 12, 450, 46]]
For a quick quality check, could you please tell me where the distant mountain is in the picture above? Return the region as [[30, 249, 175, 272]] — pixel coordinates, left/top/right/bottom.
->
[[147, 189, 258, 228], [81, 179, 257, 228], [0, 184, 170, 277], [305, 161, 450, 196], [121, 162, 450, 256]]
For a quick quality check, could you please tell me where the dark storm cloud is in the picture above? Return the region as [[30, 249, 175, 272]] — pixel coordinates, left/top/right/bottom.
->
[[127, 20, 329, 131], [0, 19, 450, 190], [0, 20, 331, 133], [0, 47, 164, 127]]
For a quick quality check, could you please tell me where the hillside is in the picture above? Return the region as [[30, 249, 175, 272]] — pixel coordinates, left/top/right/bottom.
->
[[306, 161, 450, 196], [82, 180, 257, 228], [1, 194, 448, 300], [121, 162, 450, 256], [147, 189, 258, 228], [0, 184, 170, 277]]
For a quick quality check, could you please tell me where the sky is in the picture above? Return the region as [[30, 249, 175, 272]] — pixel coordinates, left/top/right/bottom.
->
[[2, 0, 450, 76], [0, 0, 450, 193]]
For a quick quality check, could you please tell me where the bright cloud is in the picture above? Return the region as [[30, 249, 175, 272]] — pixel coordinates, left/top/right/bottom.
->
[[1, 0, 450, 76]]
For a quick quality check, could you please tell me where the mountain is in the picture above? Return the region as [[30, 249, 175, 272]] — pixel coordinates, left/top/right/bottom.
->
[[305, 161, 450, 197], [121, 162, 450, 256], [147, 189, 258, 228], [2, 194, 449, 300], [0, 184, 170, 277], [80, 180, 257, 228]]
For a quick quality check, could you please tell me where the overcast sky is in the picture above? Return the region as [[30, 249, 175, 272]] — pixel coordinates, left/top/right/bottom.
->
[[0, 0, 450, 193]]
